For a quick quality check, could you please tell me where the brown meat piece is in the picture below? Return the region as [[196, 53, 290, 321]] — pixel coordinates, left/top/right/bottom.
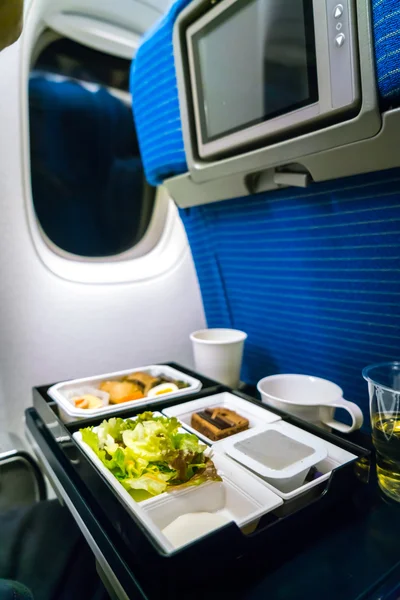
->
[[125, 372, 161, 394]]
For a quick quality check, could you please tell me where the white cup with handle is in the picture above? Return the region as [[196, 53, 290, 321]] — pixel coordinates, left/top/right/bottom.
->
[[190, 328, 247, 388], [257, 374, 364, 433]]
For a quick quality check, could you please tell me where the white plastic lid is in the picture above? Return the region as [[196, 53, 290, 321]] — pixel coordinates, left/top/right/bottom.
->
[[223, 423, 328, 480]]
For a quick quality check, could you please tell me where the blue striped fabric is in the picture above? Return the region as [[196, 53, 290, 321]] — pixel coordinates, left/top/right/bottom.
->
[[180, 167, 400, 428], [132, 0, 400, 184], [373, 0, 400, 101], [130, 0, 190, 186]]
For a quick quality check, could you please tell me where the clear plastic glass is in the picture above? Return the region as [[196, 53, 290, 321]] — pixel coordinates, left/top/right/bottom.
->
[[363, 362, 400, 502]]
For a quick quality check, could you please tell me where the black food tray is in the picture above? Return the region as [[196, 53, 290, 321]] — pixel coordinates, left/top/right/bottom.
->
[[29, 364, 371, 599]]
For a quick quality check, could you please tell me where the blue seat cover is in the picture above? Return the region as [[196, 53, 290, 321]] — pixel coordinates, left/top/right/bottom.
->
[[373, 0, 400, 101], [180, 167, 400, 426], [130, 0, 191, 187], [30, 76, 145, 257]]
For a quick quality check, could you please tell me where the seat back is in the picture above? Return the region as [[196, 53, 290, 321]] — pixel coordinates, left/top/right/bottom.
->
[[131, 0, 400, 424]]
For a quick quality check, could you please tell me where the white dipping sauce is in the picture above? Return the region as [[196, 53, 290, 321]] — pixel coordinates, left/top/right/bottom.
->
[[162, 512, 230, 548]]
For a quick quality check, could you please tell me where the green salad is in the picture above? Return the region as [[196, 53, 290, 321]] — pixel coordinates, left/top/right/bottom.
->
[[80, 412, 221, 501]]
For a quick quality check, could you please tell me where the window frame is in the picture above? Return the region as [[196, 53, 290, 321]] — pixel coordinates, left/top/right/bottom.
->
[[21, 16, 189, 284]]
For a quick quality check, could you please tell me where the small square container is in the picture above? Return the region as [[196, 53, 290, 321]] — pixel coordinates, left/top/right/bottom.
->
[[214, 422, 328, 494], [48, 365, 202, 422], [141, 453, 283, 553], [163, 392, 281, 444]]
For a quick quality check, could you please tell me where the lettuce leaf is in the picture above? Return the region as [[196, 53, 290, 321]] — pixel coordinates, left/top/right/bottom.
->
[[168, 458, 222, 490], [79, 412, 219, 501], [172, 432, 206, 454]]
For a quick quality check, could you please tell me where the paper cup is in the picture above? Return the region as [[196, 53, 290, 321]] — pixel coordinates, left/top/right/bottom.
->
[[190, 329, 247, 388]]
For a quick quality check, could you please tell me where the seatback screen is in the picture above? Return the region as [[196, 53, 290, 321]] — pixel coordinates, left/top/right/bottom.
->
[[191, 0, 318, 143]]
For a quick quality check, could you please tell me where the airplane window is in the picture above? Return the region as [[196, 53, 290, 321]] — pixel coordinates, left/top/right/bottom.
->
[[29, 37, 155, 258]]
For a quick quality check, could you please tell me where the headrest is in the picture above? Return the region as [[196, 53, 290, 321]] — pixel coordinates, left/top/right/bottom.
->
[[373, 0, 400, 103], [130, 0, 191, 187]]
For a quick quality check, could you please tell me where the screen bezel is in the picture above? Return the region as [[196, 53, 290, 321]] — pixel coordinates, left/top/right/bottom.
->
[[191, 0, 319, 146], [185, 0, 345, 161]]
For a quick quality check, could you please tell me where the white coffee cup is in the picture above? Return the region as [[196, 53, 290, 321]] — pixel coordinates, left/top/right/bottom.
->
[[190, 328, 247, 388], [257, 374, 364, 433]]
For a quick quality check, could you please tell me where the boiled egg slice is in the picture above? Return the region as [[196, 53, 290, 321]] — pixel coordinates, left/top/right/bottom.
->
[[147, 382, 179, 397]]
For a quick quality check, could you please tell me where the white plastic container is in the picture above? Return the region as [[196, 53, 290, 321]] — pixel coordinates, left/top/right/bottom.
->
[[163, 392, 281, 444], [215, 421, 328, 494], [48, 365, 202, 422], [73, 423, 282, 553], [141, 453, 283, 551], [273, 439, 357, 501]]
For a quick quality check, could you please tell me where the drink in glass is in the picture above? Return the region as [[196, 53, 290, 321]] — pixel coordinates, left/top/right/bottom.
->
[[363, 362, 400, 502]]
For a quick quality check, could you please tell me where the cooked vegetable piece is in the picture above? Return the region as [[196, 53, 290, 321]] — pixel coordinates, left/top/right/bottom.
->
[[111, 391, 145, 404], [175, 380, 190, 389]]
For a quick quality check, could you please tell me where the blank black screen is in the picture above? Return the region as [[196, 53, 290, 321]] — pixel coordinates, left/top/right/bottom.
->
[[192, 0, 318, 143]]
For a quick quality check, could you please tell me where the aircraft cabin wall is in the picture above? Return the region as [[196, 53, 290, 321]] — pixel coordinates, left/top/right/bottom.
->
[[0, 0, 205, 436]]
